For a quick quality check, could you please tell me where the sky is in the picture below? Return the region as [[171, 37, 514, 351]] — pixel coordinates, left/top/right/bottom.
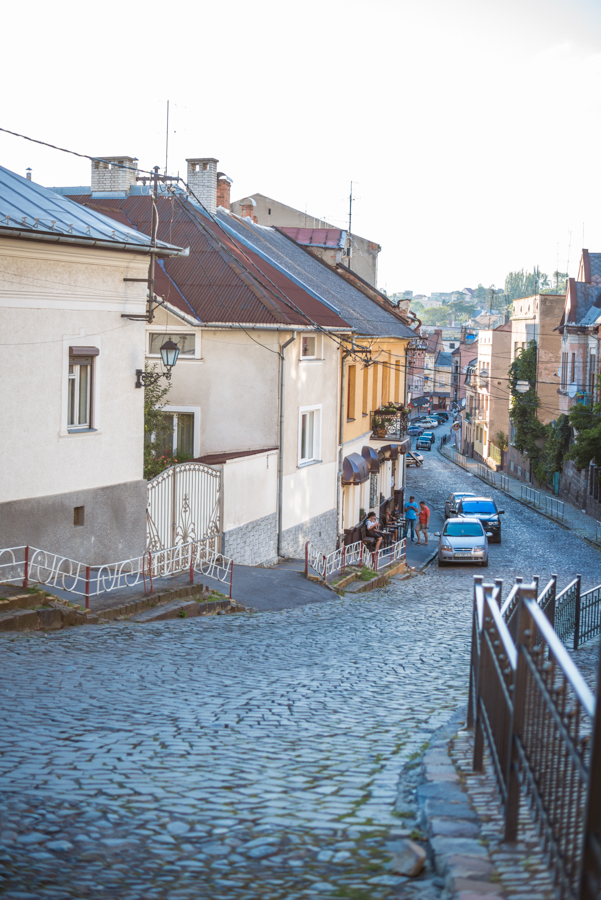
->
[[2, 0, 601, 296]]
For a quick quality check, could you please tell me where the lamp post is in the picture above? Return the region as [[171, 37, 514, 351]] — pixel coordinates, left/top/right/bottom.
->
[[135, 339, 180, 388]]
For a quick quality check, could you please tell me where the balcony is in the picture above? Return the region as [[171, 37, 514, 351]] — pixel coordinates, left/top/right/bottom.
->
[[370, 406, 408, 442]]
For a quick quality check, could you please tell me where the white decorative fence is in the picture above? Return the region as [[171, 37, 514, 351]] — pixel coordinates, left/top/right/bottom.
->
[[305, 537, 406, 581], [477, 464, 499, 487], [146, 462, 221, 552], [0, 539, 234, 608]]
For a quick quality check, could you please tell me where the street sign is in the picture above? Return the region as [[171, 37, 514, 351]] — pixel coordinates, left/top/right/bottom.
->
[[452, 422, 461, 431]]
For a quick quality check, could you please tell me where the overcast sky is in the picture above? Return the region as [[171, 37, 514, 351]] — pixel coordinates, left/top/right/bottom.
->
[[2, 0, 601, 296]]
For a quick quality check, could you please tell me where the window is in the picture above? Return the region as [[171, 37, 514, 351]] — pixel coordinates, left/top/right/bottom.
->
[[369, 474, 378, 508], [301, 335, 317, 359], [68, 346, 98, 431], [362, 365, 369, 416], [299, 406, 321, 464], [395, 361, 400, 401], [372, 363, 379, 410], [156, 412, 195, 459], [571, 352, 576, 383], [149, 333, 195, 357], [347, 365, 356, 420]]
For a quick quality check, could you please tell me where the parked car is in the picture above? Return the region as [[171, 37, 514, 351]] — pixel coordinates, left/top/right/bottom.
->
[[435, 517, 492, 567], [420, 418, 439, 428], [416, 435, 432, 451], [407, 425, 424, 436], [456, 497, 504, 543], [421, 431, 436, 444], [444, 491, 477, 518], [406, 450, 424, 467], [435, 412, 449, 422]]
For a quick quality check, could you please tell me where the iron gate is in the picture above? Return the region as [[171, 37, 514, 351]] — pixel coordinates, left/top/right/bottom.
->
[[146, 462, 221, 552]]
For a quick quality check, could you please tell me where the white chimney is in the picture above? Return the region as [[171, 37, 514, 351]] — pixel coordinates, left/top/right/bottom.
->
[[186, 157, 218, 215], [91, 156, 138, 194]]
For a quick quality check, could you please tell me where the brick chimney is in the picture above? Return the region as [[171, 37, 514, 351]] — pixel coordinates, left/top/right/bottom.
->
[[216, 172, 233, 210], [91, 156, 138, 194], [239, 197, 258, 223], [186, 157, 218, 215]]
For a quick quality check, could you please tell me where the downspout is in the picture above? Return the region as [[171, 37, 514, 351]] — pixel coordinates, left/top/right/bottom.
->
[[336, 348, 346, 542], [277, 331, 297, 557]]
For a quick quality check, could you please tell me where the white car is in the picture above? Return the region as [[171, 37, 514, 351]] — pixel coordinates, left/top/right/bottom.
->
[[420, 418, 439, 428], [435, 517, 492, 567]]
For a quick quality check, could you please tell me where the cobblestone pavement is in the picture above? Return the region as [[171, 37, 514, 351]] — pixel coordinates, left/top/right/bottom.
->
[[1, 448, 600, 899]]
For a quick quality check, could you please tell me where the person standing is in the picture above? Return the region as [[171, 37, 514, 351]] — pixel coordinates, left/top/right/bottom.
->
[[416, 500, 430, 545], [404, 495, 419, 542]]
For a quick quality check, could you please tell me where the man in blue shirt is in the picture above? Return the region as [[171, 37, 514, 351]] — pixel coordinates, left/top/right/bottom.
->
[[404, 495, 419, 542]]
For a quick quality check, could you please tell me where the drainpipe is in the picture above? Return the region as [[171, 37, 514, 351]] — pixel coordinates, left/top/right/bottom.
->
[[336, 343, 353, 543], [277, 331, 297, 558]]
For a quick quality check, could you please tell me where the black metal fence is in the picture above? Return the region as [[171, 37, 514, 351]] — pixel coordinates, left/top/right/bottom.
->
[[469, 575, 601, 899]]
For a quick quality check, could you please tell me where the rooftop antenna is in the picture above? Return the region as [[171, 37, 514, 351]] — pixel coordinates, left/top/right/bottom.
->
[[566, 229, 572, 277], [164, 100, 169, 175], [347, 180, 355, 270]]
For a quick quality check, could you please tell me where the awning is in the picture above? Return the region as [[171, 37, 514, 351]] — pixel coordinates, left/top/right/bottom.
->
[[361, 445, 380, 474], [398, 438, 411, 454], [378, 443, 400, 461], [342, 453, 369, 485], [412, 395, 431, 408]]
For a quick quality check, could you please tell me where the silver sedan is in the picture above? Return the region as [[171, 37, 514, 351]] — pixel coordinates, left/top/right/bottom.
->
[[434, 517, 492, 567]]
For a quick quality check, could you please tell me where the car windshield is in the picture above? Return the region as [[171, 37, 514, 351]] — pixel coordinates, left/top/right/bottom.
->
[[461, 501, 496, 514], [444, 522, 483, 537]]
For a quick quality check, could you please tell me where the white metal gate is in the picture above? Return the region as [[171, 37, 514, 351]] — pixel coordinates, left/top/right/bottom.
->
[[146, 462, 221, 552]]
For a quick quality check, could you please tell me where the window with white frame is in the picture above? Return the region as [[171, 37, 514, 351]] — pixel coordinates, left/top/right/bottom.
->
[[298, 406, 321, 464], [148, 333, 196, 358], [68, 347, 98, 431], [155, 412, 195, 459], [300, 334, 319, 359]]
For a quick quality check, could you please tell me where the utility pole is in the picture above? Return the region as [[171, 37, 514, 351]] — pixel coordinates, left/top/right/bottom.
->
[[164, 100, 169, 176]]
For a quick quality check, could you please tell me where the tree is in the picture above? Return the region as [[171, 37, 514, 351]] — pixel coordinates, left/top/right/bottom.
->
[[508, 340, 548, 482], [411, 300, 425, 314], [421, 306, 453, 326], [566, 377, 601, 471], [552, 271, 568, 294], [504, 267, 550, 301], [143, 364, 175, 480]]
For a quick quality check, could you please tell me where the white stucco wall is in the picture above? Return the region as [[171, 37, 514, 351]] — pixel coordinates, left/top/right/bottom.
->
[[221, 450, 278, 532], [0, 239, 149, 504]]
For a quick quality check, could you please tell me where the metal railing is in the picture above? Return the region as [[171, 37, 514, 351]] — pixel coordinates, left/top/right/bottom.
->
[[499, 473, 510, 492], [477, 463, 499, 487], [545, 495, 565, 521], [470, 576, 601, 899], [304, 537, 406, 581], [520, 484, 541, 507], [0, 539, 234, 607], [370, 409, 408, 442], [596, 521, 601, 545], [441, 444, 477, 471]]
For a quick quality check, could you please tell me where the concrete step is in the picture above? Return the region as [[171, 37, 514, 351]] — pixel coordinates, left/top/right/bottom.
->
[[127, 597, 245, 623]]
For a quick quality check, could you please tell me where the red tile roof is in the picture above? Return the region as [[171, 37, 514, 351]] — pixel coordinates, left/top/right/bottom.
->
[[66, 194, 351, 329]]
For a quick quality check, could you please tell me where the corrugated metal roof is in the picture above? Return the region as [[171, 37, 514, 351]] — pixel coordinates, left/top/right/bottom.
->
[[280, 227, 346, 249], [65, 192, 350, 329], [217, 213, 416, 340], [1, 166, 180, 252]]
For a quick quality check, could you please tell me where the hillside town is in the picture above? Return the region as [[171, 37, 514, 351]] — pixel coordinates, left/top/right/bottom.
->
[[2, 3, 601, 898]]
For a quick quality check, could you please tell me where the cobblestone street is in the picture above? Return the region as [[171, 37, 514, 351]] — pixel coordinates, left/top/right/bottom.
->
[[1, 447, 600, 899]]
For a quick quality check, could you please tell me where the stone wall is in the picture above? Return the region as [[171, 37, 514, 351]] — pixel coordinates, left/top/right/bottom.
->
[[280, 508, 338, 559], [222, 513, 278, 567]]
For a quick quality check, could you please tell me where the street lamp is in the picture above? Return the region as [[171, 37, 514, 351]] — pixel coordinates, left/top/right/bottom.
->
[[135, 339, 180, 388]]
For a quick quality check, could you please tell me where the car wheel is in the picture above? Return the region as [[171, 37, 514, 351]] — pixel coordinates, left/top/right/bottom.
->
[[496, 536, 502, 544], [438, 558, 446, 567], [417, 462, 422, 467], [481, 558, 489, 567]]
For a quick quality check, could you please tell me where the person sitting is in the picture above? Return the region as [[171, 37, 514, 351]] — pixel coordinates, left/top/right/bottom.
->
[[365, 511, 385, 553], [381, 509, 399, 542]]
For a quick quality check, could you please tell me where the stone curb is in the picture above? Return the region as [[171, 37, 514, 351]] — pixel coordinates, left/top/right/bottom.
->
[[417, 729, 506, 899], [93, 583, 228, 622]]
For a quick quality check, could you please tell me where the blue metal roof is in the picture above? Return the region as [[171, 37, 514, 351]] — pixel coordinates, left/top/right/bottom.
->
[[0, 166, 182, 253]]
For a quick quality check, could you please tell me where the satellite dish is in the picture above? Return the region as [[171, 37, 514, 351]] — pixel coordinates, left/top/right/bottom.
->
[[568, 382, 578, 398]]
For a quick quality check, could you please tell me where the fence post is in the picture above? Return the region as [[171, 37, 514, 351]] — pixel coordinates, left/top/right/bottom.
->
[[304, 541, 309, 576], [229, 561, 234, 600], [574, 574, 582, 650], [85, 566, 90, 610], [579, 638, 601, 900], [373, 551, 377, 573], [342, 545, 346, 577], [22, 545, 29, 589], [547, 574, 558, 629]]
